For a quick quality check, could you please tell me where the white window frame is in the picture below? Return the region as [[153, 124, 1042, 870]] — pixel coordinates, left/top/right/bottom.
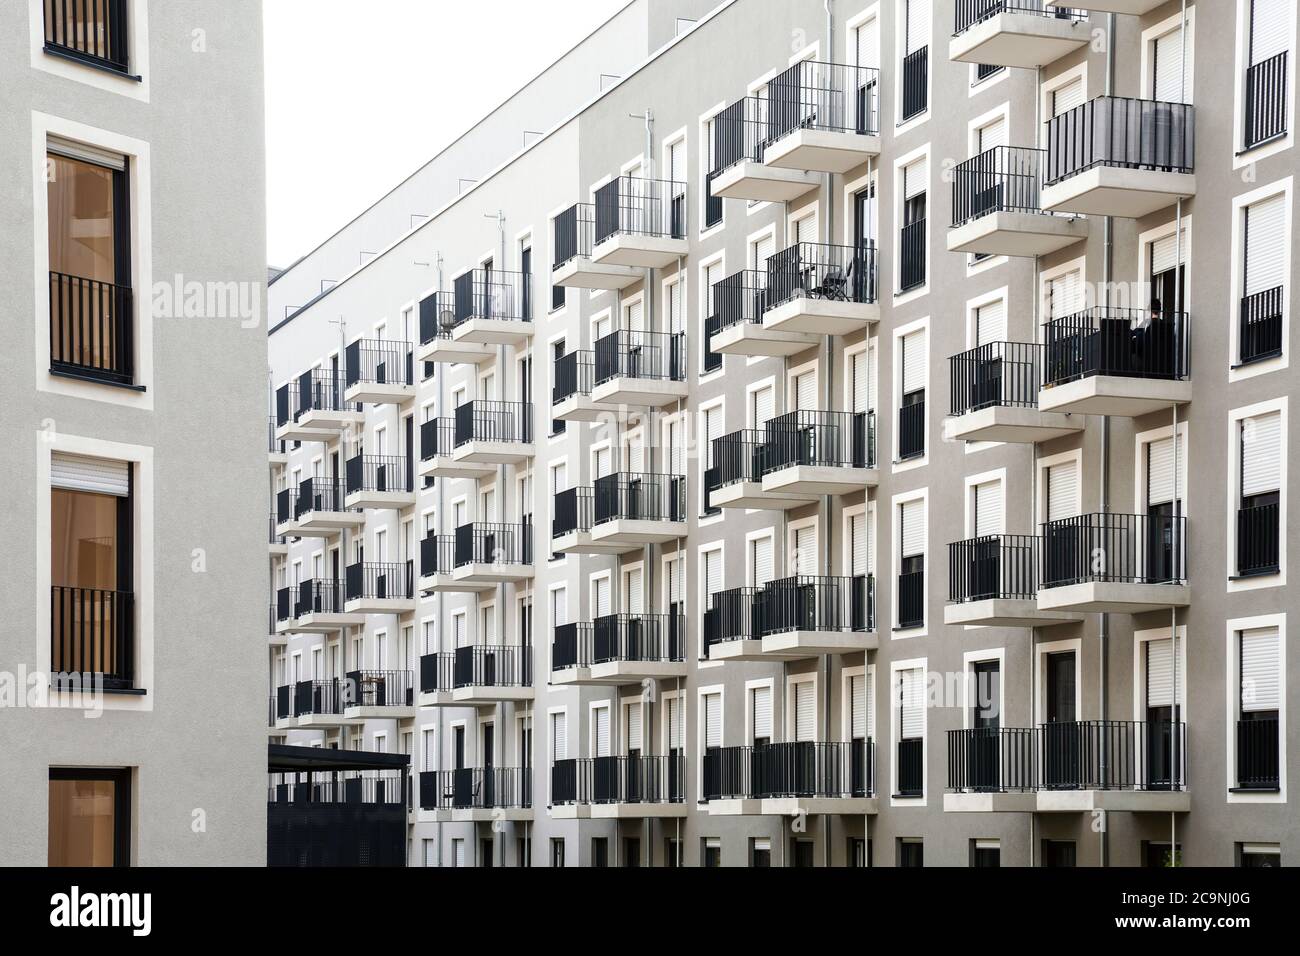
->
[[1229, 177, 1292, 381], [1224, 613, 1287, 804], [1227, 396, 1289, 591], [891, 486, 929, 639]]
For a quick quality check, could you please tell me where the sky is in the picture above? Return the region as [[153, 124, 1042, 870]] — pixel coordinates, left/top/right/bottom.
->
[[263, 0, 631, 268]]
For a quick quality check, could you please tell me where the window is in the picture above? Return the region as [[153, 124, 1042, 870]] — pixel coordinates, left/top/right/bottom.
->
[[791, 840, 815, 867], [702, 260, 724, 373], [43, 0, 131, 74], [591, 837, 609, 868], [550, 838, 565, 867], [898, 838, 924, 868], [1041, 840, 1076, 868], [703, 117, 723, 229], [900, 161, 926, 293], [898, 500, 924, 629], [971, 840, 1000, 868], [897, 667, 924, 796], [1235, 626, 1280, 790], [48, 768, 130, 866], [900, 1, 929, 122], [51, 453, 134, 689], [1243, 0, 1290, 150], [898, 330, 926, 461], [749, 838, 771, 867], [1150, 25, 1188, 103], [1238, 411, 1281, 576], [702, 838, 722, 867], [1238, 843, 1281, 867], [1239, 193, 1286, 364], [47, 144, 135, 386]]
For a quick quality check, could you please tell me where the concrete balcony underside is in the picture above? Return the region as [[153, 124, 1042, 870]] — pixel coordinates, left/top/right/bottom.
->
[[710, 481, 817, 512], [294, 510, 365, 534], [452, 563, 534, 586], [433, 807, 533, 823], [763, 127, 880, 174], [452, 441, 533, 466], [552, 257, 641, 290], [552, 393, 612, 423], [1041, 167, 1196, 218], [1038, 376, 1193, 417], [591, 234, 688, 269], [763, 296, 878, 336], [277, 611, 367, 634], [344, 382, 414, 406], [1038, 581, 1191, 613], [420, 455, 494, 481], [344, 704, 416, 721], [708, 630, 877, 662], [711, 161, 819, 203], [590, 802, 688, 820], [944, 598, 1084, 629], [550, 660, 689, 686], [762, 464, 878, 496], [708, 796, 878, 816], [710, 321, 819, 357], [294, 713, 363, 729], [949, 12, 1090, 69], [590, 377, 689, 408], [418, 573, 495, 595], [945, 789, 1190, 813], [416, 337, 496, 365], [345, 490, 415, 511], [947, 211, 1088, 258], [343, 597, 416, 616], [451, 318, 532, 346], [944, 404, 1083, 444], [590, 519, 688, 548], [1047, 0, 1165, 15], [275, 421, 337, 444], [297, 408, 363, 432], [549, 530, 635, 556]]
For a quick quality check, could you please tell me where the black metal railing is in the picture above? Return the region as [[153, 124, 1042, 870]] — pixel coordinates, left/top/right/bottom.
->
[[276, 685, 293, 720], [452, 268, 531, 326], [947, 728, 1037, 793], [1040, 720, 1185, 791], [949, 341, 1043, 415], [899, 219, 926, 291], [711, 96, 772, 174], [1236, 718, 1280, 790], [553, 202, 596, 268], [419, 652, 452, 693], [282, 368, 359, 420], [592, 755, 686, 805], [345, 454, 412, 495], [552, 486, 594, 538], [290, 579, 346, 617], [762, 575, 875, 635], [901, 47, 929, 122], [345, 562, 414, 602], [763, 409, 876, 473], [948, 534, 1040, 603], [712, 428, 767, 489], [275, 490, 297, 526], [897, 738, 924, 795], [453, 522, 533, 568], [898, 569, 925, 629], [418, 291, 458, 344], [452, 645, 533, 688], [703, 586, 763, 650], [594, 176, 686, 245], [267, 415, 283, 454], [765, 241, 877, 310], [1041, 513, 1186, 588], [345, 338, 412, 389], [952, 146, 1050, 226], [954, 0, 1084, 34], [1245, 51, 1288, 150], [766, 60, 880, 141], [48, 272, 134, 385], [899, 399, 925, 461], [269, 773, 406, 808], [569, 613, 685, 669], [420, 417, 454, 460], [703, 741, 874, 800], [1240, 286, 1283, 365], [712, 269, 768, 334], [43, 0, 130, 72], [421, 768, 531, 811], [1237, 503, 1280, 577], [294, 477, 353, 518], [453, 399, 534, 446], [1042, 307, 1189, 385], [343, 670, 414, 708], [293, 678, 344, 717], [419, 534, 453, 578], [704, 170, 723, 227], [593, 330, 686, 385], [593, 472, 686, 524], [1045, 96, 1195, 186], [552, 350, 594, 404], [50, 585, 134, 690]]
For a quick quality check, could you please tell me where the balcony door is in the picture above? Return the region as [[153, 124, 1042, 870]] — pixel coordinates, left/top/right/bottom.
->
[[1145, 435, 1183, 584], [1144, 637, 1181, 791], [970, 660, 1001, 792], [482, 723, 495, 807], [1042, 651, 1077, 789]]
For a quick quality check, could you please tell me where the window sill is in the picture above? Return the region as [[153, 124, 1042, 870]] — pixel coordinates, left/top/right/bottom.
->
[[1231, 351, 1284, 370], [1230, 568, 1280, 581], [1236, 131, 1288, 157], [50, 367, 146, 393], [1228, 786, 1280, 794], [43, 44, 142, 82]]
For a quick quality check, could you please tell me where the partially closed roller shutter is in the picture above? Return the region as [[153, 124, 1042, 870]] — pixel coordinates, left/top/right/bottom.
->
[[857, 16, 878, 70], [1052, 77, 1084, 117], [1241, 627, 1280, 711], [904, 159, 928, 199], [1153, 29, 1186, 103], [51, 453, 130, 496], [850, 674, 867, 739], [595, 707, 611, 757], [901, 331, 926, 394], [976, 299, 1006, 347], [595, 577, 611, 617], [794, 525, 817, 574], [552, 712, 567, 760], [667, 697, 682, 750], [755, 234, 776, 270], [625, 567, 643, 614], [704, 693, 722, 748], [1251, 0, 1289, 65], [626, 705, 643, 752], [752, 686, 772, 741], [753, 385, 775, 427], [1047, 461, 1078, 522], [794, 371, 816, 410], [906, 0, 930, 54], [1150, 228, 1188, 277], [1147, 435, 1184, 506], [1242, 412, 1282, 496], [794, 681, 815, 742], [900, 668, 924, 738], [901, 500, 925, 558], [1146, 637, 1181, 708], [977, 117, 1006, 153], [705, 549, 723, 603], [850, 513, 869, 575], [752, 536, 774, 587], [974, 480, 1003, 537], [1245, 194, 1286, 297]]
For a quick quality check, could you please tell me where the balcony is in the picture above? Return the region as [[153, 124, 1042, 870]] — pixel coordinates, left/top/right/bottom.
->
[[550, 614, 687, 685], [268, 513, 287, 557], [268, 604, 286, 648], [760, 410, 877, 496], [703, 741, 876, 816], [451, 521, 534, 586], [1039, 308, 1191, 416], [945, 342, 1082, 443], [343, 339, 414, 405], [945, 535, 1083, 627], [708, 429, 816, 511], [1042, 96, 1196, 217], [345, 454, 415, 511], [948, 147, 1088, 257], [550, 488, 631, 555], [292, 478, 364, 535], [447, 268, 533, 345], [590, 176, 688, 268], [417, 646, 534, 707], [950, 1, 1088, 70], [549, 756, 686, 819], [705, 575, 876, 662], [551, 350, 605, 423], [344, 561, 416, 615], [42, 0, 131, 74], [1235, 717, 1280, 792], [1046, 0, 1167, 14], [590, 330, 688, 407], [343, 669, 416, 719], [275, 580, 365, 633], [289, 678, 362, 729], [1236, 502, 1280, 578], [1038, 513, 1190, 612], [51, 585, 135, 691], [275, 370, 362, 440], [416, 291, 495, 365], [709, 97, 820, 202], [1239, 286, 1283, 366], [590, 472, 687, 548], [268, 416, 287, 467], [274, 489, 299, 537], [551, 203, 641, 290], [761, 242, 879, 334], [417, 534, 485, 593], [707, 269, 819, 358], [419, 768, 532, 822], [943, 728, 1039, 812], [419, 418, 493, 481], [759, 60, 881, 172], [451, 400, 534, 464]]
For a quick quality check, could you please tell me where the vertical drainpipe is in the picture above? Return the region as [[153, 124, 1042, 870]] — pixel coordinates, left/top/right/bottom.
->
[[1030, 65, 1042, 870], [1099, 11, 1116, 869], [434, 252, 445, 864], [1170, 0, 1188, 863], [640, 108, 655, 863], [821, 0, 835, 869]]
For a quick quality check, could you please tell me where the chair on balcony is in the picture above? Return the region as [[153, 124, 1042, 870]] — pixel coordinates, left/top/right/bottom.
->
[[811, 264, 850, 302]]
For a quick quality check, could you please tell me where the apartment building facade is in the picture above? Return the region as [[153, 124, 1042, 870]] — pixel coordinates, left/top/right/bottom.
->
[[0, 1, 268, 864], [267, 0, 1296, 868]]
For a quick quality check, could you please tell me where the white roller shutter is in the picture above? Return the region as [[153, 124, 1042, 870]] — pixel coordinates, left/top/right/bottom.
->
[[794, 371, 816, 410], [704, 693, 722, 748], [552, 589, 567, 627], [704, 548, 723, 602], [594, 446, 612, 478], [454, 840, 466, 868], [669, 558, 683, 605], [850, 675, 867, 739], [453, 614, 468, 648], [669, 139, 686, 188], [552, 712, 568, 760], [976, 299, 1006, 347], [1251, 0, 1289, 65], [867, 506, 876, 573], [901, 330, 926, 394], [626, 705, 643, 752], [901, 499, 925, 558], [794, 681, 815, 742], [900, 667, 924, 739], [794, 525, 817, 574], [1145, 636, 1182, 708], [625, 567, 643, 614], [47, 135, 127, 171], [1047, 461, 1079, 522], [856, 16, 879, 70], [752, 536, 774, 587], [754, 234, 776, 271], [850, 513, 869, 575], [705, 406, 723, 466], [50, 453, 130, 496], [752, 686, 773, 741], [704, 262, 723, 317], [1245, 194, 1286, 297], [852, 351, 871, 413], [904, 158, 928, 199], [752, 385, 775, 427], [1049, 269, 1083, 318], [1242, 412, 1282, 496], [796, 215, 819, 246], [625, 298, 644, 332], [974, 480, 1003, 537], [1052, 77, 1084, 117], [667, 696, 683, 750], [595, 706, 611, 757], [1147, 435, 1185, 506], [625, 437, 643, 473], [1241, 627, 1280, 711], [1150, 228, 1188, 276], [868, 343, 879, 411], [1153, 29, 1187, 103], [668, 421, 684, 477], [668, 279, 682, 334], [905, 0, 930, 54], [595, 576, 611, 617], [977, 117, 1007, 152]]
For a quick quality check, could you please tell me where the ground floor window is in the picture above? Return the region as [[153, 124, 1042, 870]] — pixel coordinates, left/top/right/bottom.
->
[[48, 768, 130, 867]]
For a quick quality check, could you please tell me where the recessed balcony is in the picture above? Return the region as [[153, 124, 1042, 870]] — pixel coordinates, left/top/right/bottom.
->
[[761, 241, 879, 334], [549, 756, 686, 820], [588, 472, 688, 548], [948, 147, 1088, 257], [945, 342, 1083, 444], [343, 561, 416, 615], [447, 268, 533, 345], [419, 418, 494, 481], [1042, 96, 1196, 217], [551, 203, 642, 290], [703, 741, 877, 817], [550, 614, 687, 686], [590, 175, 689, 268], [550, 351, 607, 423], [760, 60, 881, 172], [706, 270, 819, 359], [705, 575, 876, 662], [342, 669, 416, 720], [950, 1, 1089, 70], [417, 646, 534, 707], [589, 330, 688, 408], [418, 768, 532, 822], [1038, 513, 1190, 613], [276, 580, 366, 633], [343, 339, 415, 405], [944, 535, 1083, 627], [451, 399, 534, 464], [450, 521, 534, 586], [275, 370, 363, 439], [344, 454, 415, 511], [709, 97, 819, 202], [416, 292, 496, 365], [1038, 308, 1191, 416], [292, 478, 364, 535], [759, 410, 878, 496], [707, 429, 817, 511]]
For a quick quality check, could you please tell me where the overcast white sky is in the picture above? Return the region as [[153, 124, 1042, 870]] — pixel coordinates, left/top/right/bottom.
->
[[263, 0, 629, 268]]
